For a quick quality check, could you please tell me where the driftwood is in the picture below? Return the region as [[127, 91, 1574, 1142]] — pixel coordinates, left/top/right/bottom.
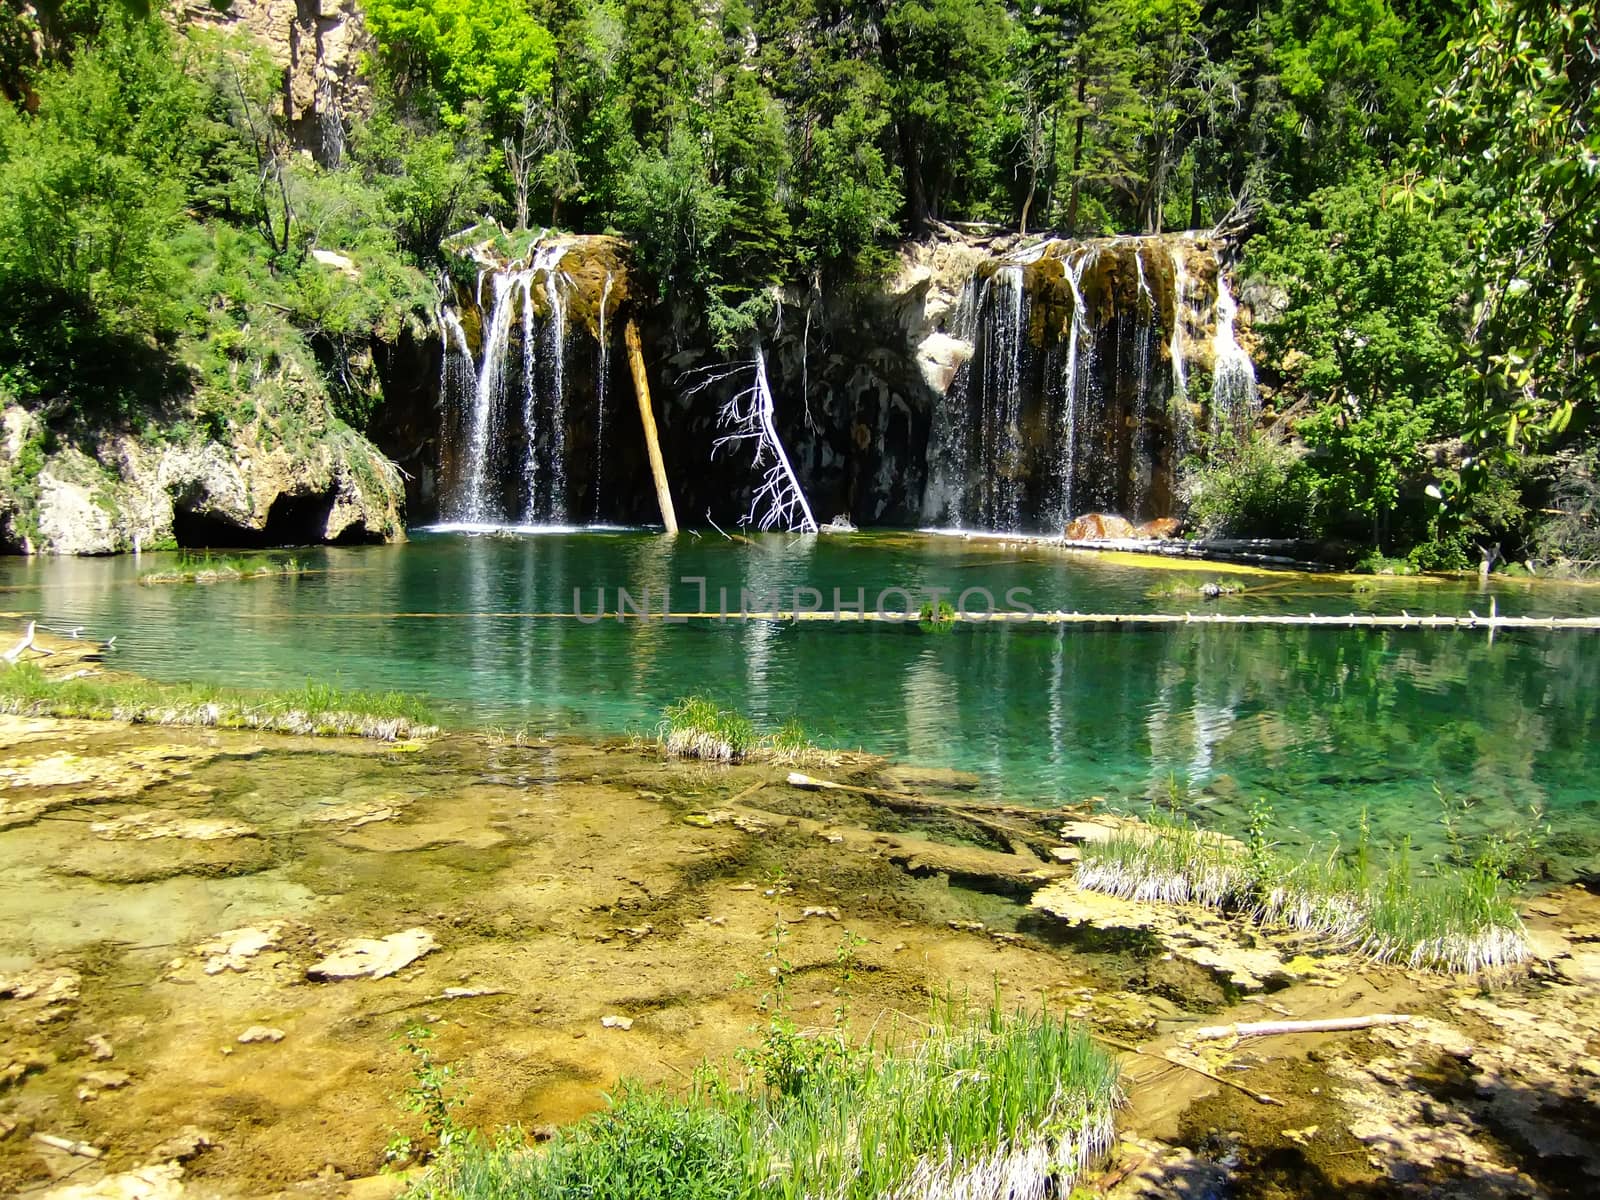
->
[[3, 621, 36, 663], [33, 1133, 104, 1159], [1188, 1014, 1412, 1042]]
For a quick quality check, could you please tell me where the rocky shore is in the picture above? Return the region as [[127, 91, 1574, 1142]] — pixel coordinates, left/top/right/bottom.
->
[[1, 629, 1597, 1199]]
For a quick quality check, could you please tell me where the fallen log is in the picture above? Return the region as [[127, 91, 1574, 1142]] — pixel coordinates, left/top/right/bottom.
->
[[625, 317, 678, 534], [1188, 1014, 1412, 1042], [33, 1132, 104, 1159], [3, 621, 36, 663]]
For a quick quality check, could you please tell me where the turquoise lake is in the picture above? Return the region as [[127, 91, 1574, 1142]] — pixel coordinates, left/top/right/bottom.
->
[[3, 531, 1598, 873]]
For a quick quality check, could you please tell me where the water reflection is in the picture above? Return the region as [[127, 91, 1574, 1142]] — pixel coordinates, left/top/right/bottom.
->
[[1, 533, 1596, 868]]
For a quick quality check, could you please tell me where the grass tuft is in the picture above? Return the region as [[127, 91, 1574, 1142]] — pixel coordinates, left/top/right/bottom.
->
[[1077, 810, 1529, 974], [658, 696, 757, 762], [0, 661, 438, 741], [409, 998, 1121, 1200], [657, 698, 834, 766], [139, 553, 309, 585]]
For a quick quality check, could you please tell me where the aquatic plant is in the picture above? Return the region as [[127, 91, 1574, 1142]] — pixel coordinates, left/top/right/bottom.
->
[[138, 554, 309, 585], [1077, 810, 1529, 974], [658, 695, 758, 761], [0, 662, 438, 741], [409, 999, 1121, 1200], [657, 698, 833, 766]]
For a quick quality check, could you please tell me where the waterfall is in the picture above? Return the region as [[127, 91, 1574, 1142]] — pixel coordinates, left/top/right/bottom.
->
[[1129, 245, 1158, 515], [1210, 270, 1260, 440], [592, 272, 614, 521], [542, 260, 570, 522], [1168, 244, 1190, 410], [929, 233, 1255, 535], [457, 271, 519, 523], [437, 240, 594, 528], [976, 265, 1027, 531], [1055, 247, 1094, 525]]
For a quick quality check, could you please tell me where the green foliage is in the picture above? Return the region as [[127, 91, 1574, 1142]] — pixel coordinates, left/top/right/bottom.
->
[[364, 0, 555, 130], [918, 598, 958, 632], [1179, 429, 1310, 539], [1431, 0, 1600, 452], [138, 553, 308, 585], [656, 696, 827, 764], [658, 694, 758, 762], [1248, 169, 1472, 546], [411, 999, 1122, 1200], [387, 1024, 469, 1167], [0, 10, 195, 408]]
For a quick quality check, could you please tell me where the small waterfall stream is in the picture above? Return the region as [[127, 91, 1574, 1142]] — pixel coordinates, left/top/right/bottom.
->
[[1210, 272, 1260, 440]]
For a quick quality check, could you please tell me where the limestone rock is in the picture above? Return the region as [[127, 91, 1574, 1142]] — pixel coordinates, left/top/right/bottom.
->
[[2, 401, 406, 556], [91, 812, 256, 842], [915, 332, 974, 397], [307, 928, 437, 981], [1065, 512, 1139, 540], [236, 1026, 284, 1044], [40, 1162, 184, 1200], [175, 0, 371, 162], [195, 924, 288, 975], [879, 764, 983, 792]]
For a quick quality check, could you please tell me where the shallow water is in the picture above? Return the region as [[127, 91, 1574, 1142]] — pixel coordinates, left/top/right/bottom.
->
[[3, 532, 1598, 868]]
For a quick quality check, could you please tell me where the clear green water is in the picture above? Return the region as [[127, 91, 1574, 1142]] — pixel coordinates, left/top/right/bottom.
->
[[4, 531, 1598, 872]]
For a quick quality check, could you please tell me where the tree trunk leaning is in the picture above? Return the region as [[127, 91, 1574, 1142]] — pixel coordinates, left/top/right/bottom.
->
[[625, 317, 678, 534]]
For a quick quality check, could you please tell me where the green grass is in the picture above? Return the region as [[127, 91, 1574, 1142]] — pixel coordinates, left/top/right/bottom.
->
[[0, 661, 438, 741], [1077, 810, 1529, 974], [139, 553, 309, 585], [409, 998, 1122, 1200], [657, 698, 832, 766], [658, 696, 758, 762]]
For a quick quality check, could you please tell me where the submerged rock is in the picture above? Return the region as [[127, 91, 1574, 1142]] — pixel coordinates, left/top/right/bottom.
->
[[40, 1162, 184, 1200], [195, 923, 292, 975], [306, 928, 437, 981], [91, 811, 257, 842]]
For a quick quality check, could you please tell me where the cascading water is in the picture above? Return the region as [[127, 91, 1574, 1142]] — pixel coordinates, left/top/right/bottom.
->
[[1055, 247, 1095, 525], [457, 271, 519, 523], [928, 234, 1256, 534], [438, 242, 586, 527], [541, 262, 570, 522], [1210, 272, 1260, 440], [974, 265, 1027, 531], [592, 272, 614, 521]]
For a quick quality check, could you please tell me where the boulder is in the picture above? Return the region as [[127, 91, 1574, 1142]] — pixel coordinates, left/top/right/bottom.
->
[[915, 332, 975, 397], [1064, 513, 1138, 540], [1134, 517, 1182, 539]]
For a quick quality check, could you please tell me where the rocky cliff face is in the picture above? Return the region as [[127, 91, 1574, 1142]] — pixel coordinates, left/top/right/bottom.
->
[[0, 404, 404, 556], [386, 228, 1251, 535], [176, 0, 368, 162]]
